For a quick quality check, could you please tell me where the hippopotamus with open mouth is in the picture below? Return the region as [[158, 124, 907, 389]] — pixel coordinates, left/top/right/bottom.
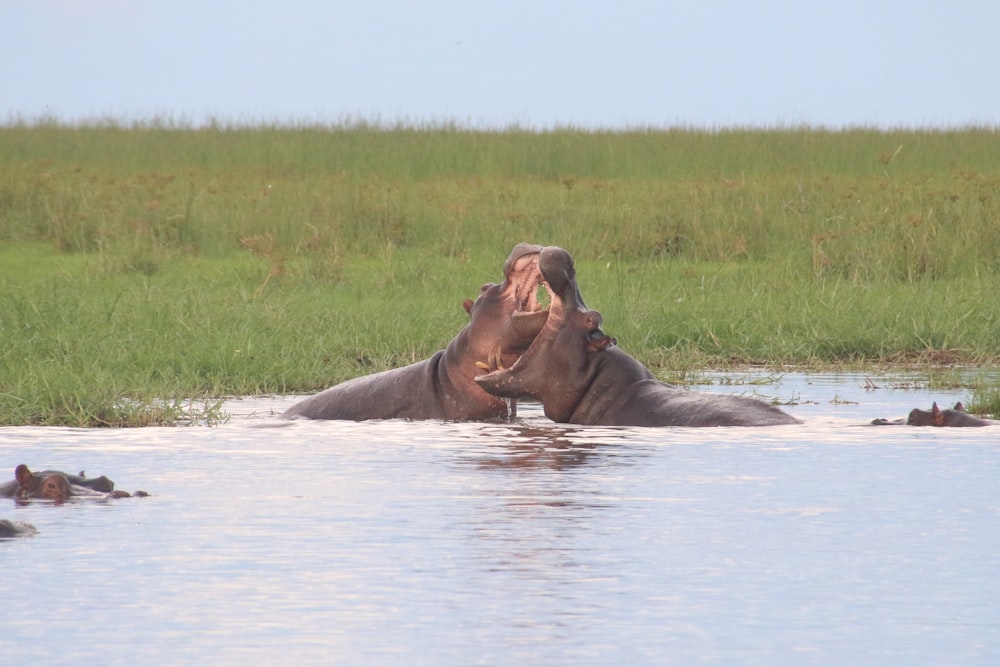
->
[[475, 246, 800, 427], [871, 401, 995, 427], [281, 243, 549, 421]]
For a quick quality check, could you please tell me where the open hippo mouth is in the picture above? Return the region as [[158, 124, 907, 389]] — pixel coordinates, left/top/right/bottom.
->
[[510, 253, 550, 333], [475, 245, 614, 392], [489, 246, 570, 372], [474, 243, 552, 373]]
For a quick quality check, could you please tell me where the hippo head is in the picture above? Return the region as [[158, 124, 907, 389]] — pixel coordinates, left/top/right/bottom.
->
[[907, 402, 948, 426], [461, 243, 550, 373], [906, 401, 990, 427], [15, 464, 72, 502], [474, 246, 616, 420]]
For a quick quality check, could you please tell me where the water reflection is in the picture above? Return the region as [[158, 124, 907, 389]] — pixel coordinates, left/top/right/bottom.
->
[[461, 423, 619, 471], [442, 421, 635, 618]]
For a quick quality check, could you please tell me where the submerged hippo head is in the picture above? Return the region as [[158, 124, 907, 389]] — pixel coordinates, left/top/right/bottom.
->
[[906, 401, 991, 427], [0, 519, 37, 538], [15, 465, 72, 502], [461, 243, 550, 374], [474, 246, 615, 419], [7, 464, 136, 501]]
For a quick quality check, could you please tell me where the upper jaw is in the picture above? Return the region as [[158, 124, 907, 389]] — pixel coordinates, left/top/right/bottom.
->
[[503, 248, 544, 313], [506, 254, 550, 340], [507, 251, 551, 335], [514, 272, 541, 312]]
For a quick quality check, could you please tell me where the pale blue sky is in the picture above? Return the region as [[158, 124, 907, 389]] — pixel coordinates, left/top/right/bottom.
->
[[4, 0, 998, 128]]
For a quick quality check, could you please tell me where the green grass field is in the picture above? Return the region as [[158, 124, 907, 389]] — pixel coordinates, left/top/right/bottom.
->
[[2, 120, 999, 425]]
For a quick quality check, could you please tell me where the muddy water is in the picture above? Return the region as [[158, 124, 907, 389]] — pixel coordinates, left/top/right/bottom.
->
[[1, 373, 998, 666]]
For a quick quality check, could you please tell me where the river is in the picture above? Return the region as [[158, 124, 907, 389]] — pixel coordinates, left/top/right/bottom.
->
[[1, 373, 998, 666]]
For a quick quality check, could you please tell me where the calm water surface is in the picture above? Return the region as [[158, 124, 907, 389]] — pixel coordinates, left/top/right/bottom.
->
[[1, 373, 998, 666]]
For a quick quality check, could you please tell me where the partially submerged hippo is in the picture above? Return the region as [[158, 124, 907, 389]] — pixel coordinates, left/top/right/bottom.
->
[[871, 402, 994, 427], [2, 465, 147, 502], [0, 519, 37, 539], [475, 246, 800, 427], [281, 243, 549, 421]]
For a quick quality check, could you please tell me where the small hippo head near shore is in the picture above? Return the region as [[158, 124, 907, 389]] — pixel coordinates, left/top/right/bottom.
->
[[871, 402, 994, 427]]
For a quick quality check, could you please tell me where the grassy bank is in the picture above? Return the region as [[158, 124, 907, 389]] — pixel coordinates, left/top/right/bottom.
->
[[2, 121, 999, 425]]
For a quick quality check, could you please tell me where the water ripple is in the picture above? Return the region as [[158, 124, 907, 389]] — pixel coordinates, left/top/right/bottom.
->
[[2, 373, 999, 665]]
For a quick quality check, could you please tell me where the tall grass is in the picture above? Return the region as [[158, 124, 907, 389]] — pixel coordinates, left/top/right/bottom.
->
[[3, 121, 998, 275], [1, 121, 999, 425]]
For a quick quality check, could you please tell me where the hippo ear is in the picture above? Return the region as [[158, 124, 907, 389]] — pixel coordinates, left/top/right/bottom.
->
[[463, 299, 474, 315], [583, 312, 602, 331], [931, 402, 945, 426], [15, 464, 32, 486], [954, 402, 965, 412]]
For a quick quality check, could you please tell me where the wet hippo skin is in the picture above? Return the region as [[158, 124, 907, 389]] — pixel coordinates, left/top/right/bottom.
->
[[0, 519, 37, 538]]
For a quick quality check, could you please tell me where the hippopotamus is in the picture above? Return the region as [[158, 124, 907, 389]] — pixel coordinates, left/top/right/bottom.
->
[[475, 246, 800, 427], [871, 402, 994, 427], [1, 465, 147, 501], [281, 243, 549, 421], [0, 519, 37, 539]]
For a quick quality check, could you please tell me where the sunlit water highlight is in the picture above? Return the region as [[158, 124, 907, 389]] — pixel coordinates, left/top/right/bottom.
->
[[1, 373, 998, 666]]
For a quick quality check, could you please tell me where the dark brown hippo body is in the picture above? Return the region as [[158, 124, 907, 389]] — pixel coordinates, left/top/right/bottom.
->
[[281, 243, 549, 421], [476, 246, 799, 427], [2, 465, 146, 501], [871, 402, 994, 427]]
